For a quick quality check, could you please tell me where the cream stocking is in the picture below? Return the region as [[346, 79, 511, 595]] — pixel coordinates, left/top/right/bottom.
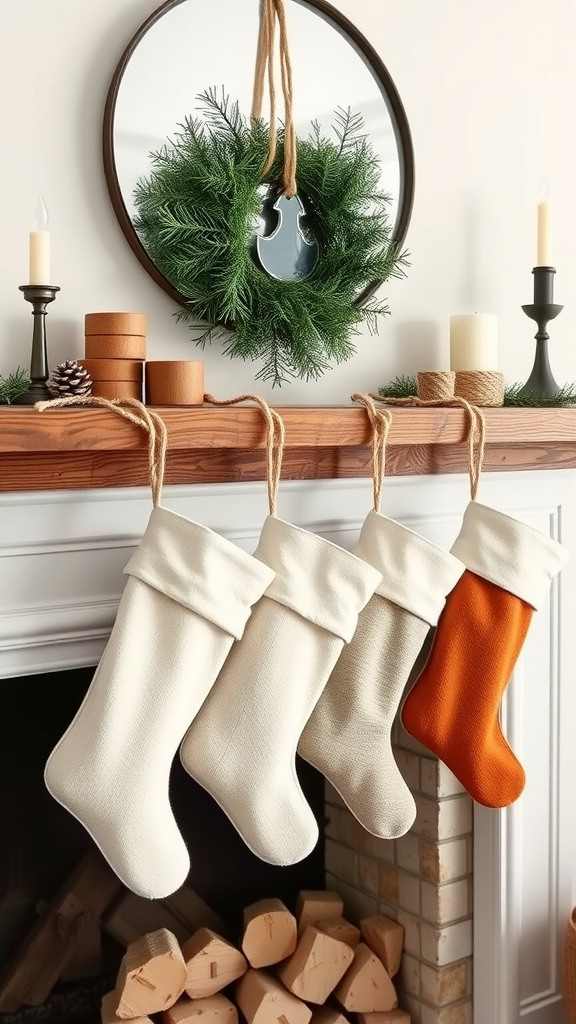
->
[[179, 400, 382, 866], [42, 400, 274, 898]]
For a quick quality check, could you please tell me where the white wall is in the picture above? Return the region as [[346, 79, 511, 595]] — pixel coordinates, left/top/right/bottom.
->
[[1, 0, 575, 403]]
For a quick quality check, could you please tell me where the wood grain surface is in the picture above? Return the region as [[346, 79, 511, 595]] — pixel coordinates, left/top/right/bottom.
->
[[2, 405, 576, 453], [1, 405, 575, 491], [1, 442, 575, 493]]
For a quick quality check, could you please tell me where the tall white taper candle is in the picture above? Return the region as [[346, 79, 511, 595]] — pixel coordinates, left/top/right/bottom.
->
[[29, 196, 51, 284], [536, 184, 551, 266]]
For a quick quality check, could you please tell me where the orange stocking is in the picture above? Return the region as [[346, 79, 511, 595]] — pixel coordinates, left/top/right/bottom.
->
[[401, 501, 568, 807]]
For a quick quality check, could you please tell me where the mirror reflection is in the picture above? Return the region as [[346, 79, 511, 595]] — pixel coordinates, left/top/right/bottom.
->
[[104, 0, 414, 306]]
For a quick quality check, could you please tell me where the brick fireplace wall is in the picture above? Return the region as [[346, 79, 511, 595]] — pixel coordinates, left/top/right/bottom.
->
[[324, 723, 473, 1024]]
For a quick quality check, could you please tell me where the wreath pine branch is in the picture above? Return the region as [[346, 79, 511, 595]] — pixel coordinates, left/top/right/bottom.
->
[[134, 89, 409, 386]]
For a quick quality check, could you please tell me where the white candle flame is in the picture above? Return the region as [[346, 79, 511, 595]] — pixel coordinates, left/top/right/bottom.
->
[[539, 179, 550, 203], [33, 195, 49, 232]]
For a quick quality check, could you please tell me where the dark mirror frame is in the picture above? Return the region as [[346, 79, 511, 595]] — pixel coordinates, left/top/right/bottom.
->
[[102, 0, 415, 309]]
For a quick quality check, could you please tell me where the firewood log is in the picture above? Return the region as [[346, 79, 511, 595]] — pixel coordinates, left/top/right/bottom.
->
[[163, 993, 237, 1024], [62, 926, 102, 981], [295, 891, 343, 936], [241, 899, 297, 968], [277, 926, 353, 1004], [309, 1008, 348, 1024], [0, 853, 121, 1012], [333, 943, 397, 1014], [104, 886, 226, 948], [359, 915, 405, 978], [114, 928, 186, 1018], [101, 990, 153, 1024], [236, 968, 311, 1024], [315, 916, 360, 950], [182, 928, 247, 998]]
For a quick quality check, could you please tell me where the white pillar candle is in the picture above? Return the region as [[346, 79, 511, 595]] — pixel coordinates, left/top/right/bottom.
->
[[449, 314, 498, 371], [536, 197, 551, 266], [29, 196, 51, 284]]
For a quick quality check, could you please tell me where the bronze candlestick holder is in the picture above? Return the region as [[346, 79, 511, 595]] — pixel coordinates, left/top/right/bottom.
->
[[520, 266, 563, 398], [14, 284, 60, 404]]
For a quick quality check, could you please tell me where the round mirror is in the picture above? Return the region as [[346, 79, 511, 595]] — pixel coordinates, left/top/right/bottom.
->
[[103, 0, 414, 309]]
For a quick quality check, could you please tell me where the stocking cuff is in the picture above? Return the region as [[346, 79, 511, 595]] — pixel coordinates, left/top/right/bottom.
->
[[354, 510, 465, 625], [254, 515, 382, 642], [451, 501, 569, 610], [123, 506, 275, 639]]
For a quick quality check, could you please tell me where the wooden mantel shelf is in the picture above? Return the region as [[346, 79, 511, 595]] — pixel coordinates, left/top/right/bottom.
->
[[1, 405, 576, 492]]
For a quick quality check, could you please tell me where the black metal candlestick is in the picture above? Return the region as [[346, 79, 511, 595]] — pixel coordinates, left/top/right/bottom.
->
[[14, 284, 60, 404], [520, 266, 563, 397]]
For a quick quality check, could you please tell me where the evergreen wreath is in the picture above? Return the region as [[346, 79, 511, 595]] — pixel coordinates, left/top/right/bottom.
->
[[133, 88, 408, 387]]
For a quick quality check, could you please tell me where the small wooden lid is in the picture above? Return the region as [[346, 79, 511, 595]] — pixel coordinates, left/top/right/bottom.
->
[[78, 358, 144, 382], [85, 312, 147, 337], [145, 361, 204, 406], [85, 335, 147, 360]]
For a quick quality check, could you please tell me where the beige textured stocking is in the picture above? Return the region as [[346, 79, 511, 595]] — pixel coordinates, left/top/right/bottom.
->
[[299, 395, 471, 839], [298, 509, 464, 837]]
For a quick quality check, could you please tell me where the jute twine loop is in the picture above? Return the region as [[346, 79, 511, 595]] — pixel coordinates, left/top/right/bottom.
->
[[351, 393, 393, 513], [203, 393, 285, 516], [454, 370, 505, 407], [251, 0, 297, 197], [35, 396, 168, 507], [368, 393, 486, 502], [417, 370, 455, 402]]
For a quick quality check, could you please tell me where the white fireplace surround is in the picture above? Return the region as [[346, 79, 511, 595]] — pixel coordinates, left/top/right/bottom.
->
[[1, 470, 575, 1024]]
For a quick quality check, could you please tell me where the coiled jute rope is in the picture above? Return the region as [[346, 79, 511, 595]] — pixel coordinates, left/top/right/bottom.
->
[[417, 370, 456, 403], [454, 370, 505, 407]]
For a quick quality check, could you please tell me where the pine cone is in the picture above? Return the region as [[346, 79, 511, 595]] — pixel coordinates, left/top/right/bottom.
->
[[47, 360, 92, 398]]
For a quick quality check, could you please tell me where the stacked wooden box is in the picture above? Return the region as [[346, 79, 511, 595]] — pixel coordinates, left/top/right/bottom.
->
[[103, 890, 409, 1024], [80, 312, 147, 401]]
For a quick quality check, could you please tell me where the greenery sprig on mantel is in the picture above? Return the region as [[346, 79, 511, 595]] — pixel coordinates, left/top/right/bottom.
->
[[133, 89, 408, 387], [378, 376, 576, 407], [0, 366, 30, 404], [500, 382, 576, 406]]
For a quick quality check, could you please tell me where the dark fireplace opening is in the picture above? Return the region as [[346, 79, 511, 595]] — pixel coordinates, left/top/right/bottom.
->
[[0, 667, 325, 1022]]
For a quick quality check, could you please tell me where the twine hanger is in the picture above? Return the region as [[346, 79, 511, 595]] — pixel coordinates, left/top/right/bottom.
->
[[35, 396, 168, 508], [203, 393, 285, 516], [368, 393, 487, 502], [251, 0, 297, 197], [351, 393, 393, 513]]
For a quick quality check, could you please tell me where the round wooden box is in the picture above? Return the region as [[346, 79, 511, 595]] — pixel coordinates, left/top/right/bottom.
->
[[84, 312, 147, 336], [90, 380, 143, 400], [78, 359, 143, 382], [84, 335, 147, 360], [145, 361, 204, 406]]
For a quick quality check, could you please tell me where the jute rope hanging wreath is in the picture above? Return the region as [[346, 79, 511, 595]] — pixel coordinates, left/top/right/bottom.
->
[[133, 0, 408, 386]]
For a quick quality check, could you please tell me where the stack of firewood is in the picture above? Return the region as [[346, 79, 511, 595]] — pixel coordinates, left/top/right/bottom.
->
[[103, 891, 409, 1024], [0, 855, 409, 1024], [0, 854, 226, 1014]]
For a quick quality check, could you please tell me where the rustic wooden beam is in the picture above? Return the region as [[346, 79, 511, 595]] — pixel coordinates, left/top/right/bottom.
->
[[0, 406, 575, 492], [0, 442, 575, 493], [1, 405, 576, 453]]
